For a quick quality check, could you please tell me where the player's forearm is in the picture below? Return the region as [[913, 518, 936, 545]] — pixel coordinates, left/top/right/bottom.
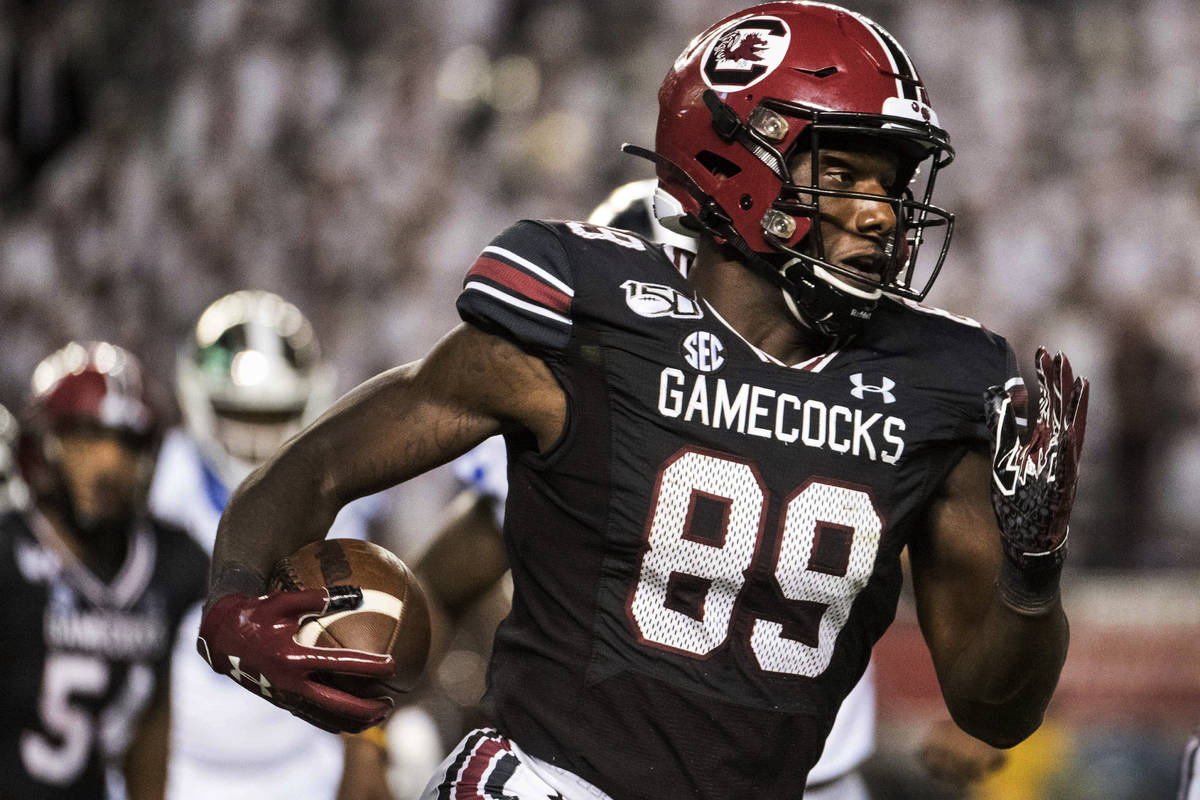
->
[[124, 686, 170, 799], [938, 592, 1068, 748], [208, 436, 342, 602], [205, 364, 433, 602], [206, 326, 555, 605]]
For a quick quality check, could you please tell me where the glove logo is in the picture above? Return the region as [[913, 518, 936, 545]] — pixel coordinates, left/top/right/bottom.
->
[[849, 373, 896, 404], [990, 394, 1059, 499], [196, 635, 214, 668], [228, 654, 273, 698]]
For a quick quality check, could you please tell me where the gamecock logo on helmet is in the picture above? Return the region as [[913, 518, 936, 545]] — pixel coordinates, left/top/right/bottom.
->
[[702, 16, 791, 92]]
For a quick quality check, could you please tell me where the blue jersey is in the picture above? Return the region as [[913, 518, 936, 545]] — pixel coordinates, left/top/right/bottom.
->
[[458, 220, 1018, 799]]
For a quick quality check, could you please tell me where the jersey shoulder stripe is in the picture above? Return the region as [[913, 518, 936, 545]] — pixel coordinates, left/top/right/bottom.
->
[[459, 221, 577, 353], [467, 250, 573, 313], [479, 245, 574, 298]]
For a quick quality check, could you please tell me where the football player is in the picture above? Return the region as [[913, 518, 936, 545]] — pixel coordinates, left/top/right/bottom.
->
[[149, 290, 398, 800], [438, 186, 1006, 797], [197, 4, 1089, 799], [422, 179, 881, 800], [0, 341, 208, 799]]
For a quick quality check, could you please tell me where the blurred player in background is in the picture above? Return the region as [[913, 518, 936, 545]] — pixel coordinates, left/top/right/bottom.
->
[[149, 290, 396, 800], [0, 402, 30, 513], [198, 3, 1089, 798], [0, 341, 208, 799]]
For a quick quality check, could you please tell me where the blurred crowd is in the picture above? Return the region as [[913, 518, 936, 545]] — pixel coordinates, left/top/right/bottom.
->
[[3, 0, 1200, 573]]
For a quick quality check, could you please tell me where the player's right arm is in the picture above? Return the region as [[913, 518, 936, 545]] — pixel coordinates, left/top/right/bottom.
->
[[199, 322, 565, 731], [208, 322, 562, 601]]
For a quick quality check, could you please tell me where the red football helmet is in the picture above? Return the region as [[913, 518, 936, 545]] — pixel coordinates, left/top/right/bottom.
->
[[627, 1, 955, 337], [24, 341, 160, 444], [19, 341, 161, 533]]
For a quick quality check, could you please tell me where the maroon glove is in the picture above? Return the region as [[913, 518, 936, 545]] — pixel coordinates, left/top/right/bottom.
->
[[985, 348, 1089, 613], [197, 586, 396, 733]]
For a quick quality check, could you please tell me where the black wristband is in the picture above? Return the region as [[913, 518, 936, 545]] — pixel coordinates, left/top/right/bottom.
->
[[204, 561, 268, 611], [996, 556, 1063, 616]]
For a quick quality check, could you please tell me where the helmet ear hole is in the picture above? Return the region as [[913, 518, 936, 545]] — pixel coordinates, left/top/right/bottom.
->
[[695, 151, 742, 178]]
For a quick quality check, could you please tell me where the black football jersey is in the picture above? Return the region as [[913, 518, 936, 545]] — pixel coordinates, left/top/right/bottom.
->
[[457, 220, 1019, 799], [0, 510, 208, 798]]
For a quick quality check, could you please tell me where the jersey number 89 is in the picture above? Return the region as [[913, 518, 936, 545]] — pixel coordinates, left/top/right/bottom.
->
[[629, 448, 882, 677]]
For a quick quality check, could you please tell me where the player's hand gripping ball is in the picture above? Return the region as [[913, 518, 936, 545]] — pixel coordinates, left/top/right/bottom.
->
[[197, 540, 431, 733], [985, 348, 1089, 611], [268, 539, 432, 704]]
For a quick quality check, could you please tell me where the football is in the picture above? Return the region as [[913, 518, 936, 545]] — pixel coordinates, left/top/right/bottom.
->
[[268, 538, 431, 703]]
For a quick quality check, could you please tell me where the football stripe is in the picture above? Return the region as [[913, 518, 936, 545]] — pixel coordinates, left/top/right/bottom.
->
[[295, 588, 401, 647]]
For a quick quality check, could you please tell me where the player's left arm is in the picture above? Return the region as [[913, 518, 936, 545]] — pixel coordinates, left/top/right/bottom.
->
[[415, 489, 508, 620], [336, 730, 392, 800], [123, 671, 170, 800], [908, 349, 1088, 748]]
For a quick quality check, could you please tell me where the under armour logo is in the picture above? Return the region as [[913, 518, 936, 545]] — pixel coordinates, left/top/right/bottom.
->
[[228, 655, 273, 697], [849, 373, 896, 404]]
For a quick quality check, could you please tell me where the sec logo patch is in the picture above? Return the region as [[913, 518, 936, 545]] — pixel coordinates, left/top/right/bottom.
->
[[682, 331, 725, 373]]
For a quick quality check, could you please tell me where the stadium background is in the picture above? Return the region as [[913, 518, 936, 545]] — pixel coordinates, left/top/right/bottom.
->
[[1, 1, 1197, 798]]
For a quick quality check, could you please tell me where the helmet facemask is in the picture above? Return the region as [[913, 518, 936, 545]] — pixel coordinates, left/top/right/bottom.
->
[[685, 95, 956, 338], [759, 102, 954, 319], [38, 426, 155, 544]]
